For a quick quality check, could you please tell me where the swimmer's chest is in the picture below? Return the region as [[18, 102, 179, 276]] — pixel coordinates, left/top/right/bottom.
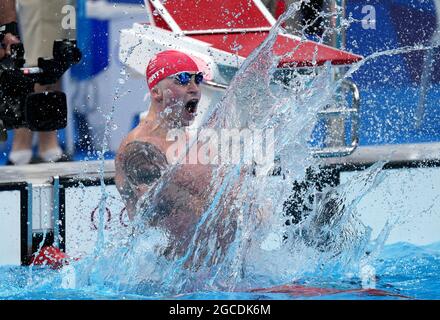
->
[[169, 164, 214, 196]]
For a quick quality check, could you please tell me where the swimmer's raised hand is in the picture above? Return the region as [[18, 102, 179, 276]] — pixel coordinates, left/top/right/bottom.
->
[[0, 32, 20, 59]]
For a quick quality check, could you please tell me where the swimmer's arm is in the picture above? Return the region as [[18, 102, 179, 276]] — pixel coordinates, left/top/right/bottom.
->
[[117, 141, 168, 215], [124, 142, 166, 184], [256, 202, 273, 225]]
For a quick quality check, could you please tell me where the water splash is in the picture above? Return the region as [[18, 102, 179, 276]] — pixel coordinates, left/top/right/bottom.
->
[[106, 3, 392, 295], [4, 1, 440, 299]]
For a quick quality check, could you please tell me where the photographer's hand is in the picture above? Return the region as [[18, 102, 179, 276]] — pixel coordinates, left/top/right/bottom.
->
[[0, 0, 19, 59], [0, 32, 20, 59]]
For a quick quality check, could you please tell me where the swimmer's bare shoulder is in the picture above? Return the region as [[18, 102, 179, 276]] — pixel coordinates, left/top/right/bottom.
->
[[115, 126, 168, 217]]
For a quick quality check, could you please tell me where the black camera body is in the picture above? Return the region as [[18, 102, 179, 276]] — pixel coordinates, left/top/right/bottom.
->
[[0, 39, 81, 139]]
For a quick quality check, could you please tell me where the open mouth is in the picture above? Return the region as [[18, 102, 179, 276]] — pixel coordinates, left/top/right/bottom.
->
[[184, 99, 199, 114]]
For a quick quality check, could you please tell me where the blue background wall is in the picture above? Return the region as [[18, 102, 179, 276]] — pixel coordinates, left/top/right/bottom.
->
[[345, 0, 440, 145]]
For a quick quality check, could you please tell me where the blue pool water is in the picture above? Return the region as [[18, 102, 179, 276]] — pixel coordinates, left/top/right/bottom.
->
[[1, 242, 439, 299]]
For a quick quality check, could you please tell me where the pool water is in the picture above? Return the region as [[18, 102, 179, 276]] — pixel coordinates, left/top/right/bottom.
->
[[1, 241, 439, 299]]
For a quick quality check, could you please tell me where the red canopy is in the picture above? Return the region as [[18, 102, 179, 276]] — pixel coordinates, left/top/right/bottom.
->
[[147, 0, 362, 67], [192, 32, 361, 67], [148, 0, 273, 31]]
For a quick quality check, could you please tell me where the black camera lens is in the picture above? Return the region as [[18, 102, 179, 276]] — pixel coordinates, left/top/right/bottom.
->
[[53, 39, 81, 65], [25, 91, 67, 131]]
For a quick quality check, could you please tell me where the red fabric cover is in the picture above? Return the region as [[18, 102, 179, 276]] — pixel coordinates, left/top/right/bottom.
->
[[275, 0, 287, 19], [190, 32, 362, 67], [31, 246, 68, 269], [153, 0, 272, 31]]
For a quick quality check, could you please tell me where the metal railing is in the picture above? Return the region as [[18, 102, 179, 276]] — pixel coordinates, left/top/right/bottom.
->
[[311, 79, 360, 158]]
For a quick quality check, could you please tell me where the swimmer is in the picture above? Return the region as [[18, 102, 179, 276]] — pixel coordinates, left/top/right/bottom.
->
[[116, 50, 203, 214], [116, 50, 269, 267], [115, 50, 219, 260]]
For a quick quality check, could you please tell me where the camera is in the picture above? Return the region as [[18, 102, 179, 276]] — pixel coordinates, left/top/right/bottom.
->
[[0, 38, 81, 140]]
